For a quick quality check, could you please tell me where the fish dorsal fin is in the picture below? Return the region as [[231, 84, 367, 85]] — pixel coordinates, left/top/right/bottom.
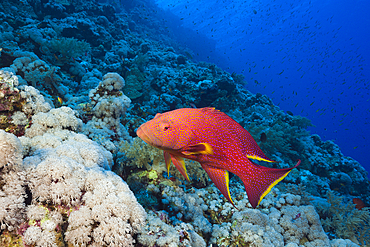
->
[[181, 143, 214, 155], [201, 107, 219, 113], [154, 113, 162, 119], [201, 164, 236, 209], [201, 107, 231, 119], [240, 129, 276, 163], [200, 107, 275, 163]]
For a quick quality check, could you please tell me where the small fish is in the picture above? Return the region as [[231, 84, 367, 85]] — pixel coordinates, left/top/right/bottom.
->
[[137, 108, 300, 208], [260, 132, 267, 143], [189, 103, 197, 108], [57, 96, 63, 105], [293, 212, 301, 220], [353, 198, 366, 210]]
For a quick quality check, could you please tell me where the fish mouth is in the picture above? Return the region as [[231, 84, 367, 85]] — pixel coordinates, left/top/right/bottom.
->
[[136, 126, 161, 148], [136, 126, 151, 144]]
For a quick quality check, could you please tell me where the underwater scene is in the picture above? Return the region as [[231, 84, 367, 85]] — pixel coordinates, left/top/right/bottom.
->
[[0, 0, 369, 246]]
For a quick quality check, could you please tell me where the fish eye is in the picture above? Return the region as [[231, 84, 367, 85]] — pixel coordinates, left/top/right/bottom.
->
[[160, 121, 170, 131]]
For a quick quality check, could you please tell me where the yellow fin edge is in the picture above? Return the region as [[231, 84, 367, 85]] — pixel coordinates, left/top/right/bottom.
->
[[257, 170, 292, 206], [164, 152, 171, 176], [247, 154, 275, 163], [166, 162, 170, 176], [181, 158, 190, 181], [224, 170, 234, 205]]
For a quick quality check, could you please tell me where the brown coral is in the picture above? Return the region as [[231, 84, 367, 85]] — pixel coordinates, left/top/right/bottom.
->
[[0, 78, 29, 136]]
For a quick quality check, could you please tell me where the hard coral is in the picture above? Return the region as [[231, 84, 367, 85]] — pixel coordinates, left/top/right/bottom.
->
[[0, 131, 27, 234], [137, 210, 206, 247], [24, 106, 82, 139], [82, 72, 132, 152], [0, 130, 23, 169], [10, 56, 67, 100], [17, 128, 146, 246]]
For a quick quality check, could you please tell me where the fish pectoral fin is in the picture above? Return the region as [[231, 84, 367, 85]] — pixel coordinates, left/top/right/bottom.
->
[[169, 154, 190, 181], [201, 164, 236, 208], [181, 143, 214, 155]]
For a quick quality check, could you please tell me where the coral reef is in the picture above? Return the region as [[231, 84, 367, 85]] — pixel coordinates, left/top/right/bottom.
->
[[0, 0, 369, 246], [81, 72, 132, 152], [134, 180, 357, 246], [137, 210, 206, 247], [1, 108, 146, 246], [46, 37, 91, 65]]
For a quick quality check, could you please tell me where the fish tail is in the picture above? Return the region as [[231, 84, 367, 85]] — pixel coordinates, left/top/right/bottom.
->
[[240, 160, 301, 208]]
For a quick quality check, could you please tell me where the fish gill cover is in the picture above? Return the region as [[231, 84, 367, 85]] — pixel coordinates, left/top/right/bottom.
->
[[0, 0, 369, 246]]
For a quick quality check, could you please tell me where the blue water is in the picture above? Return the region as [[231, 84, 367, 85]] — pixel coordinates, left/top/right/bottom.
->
[[155, 0, 370, 176]]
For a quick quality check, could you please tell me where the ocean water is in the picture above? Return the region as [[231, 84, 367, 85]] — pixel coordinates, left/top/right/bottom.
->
[[154, 0, 370, 176]]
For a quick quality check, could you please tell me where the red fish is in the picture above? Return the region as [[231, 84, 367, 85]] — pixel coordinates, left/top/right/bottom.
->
[[353, 198, 366, 210], [137, 107, 300, 208]]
